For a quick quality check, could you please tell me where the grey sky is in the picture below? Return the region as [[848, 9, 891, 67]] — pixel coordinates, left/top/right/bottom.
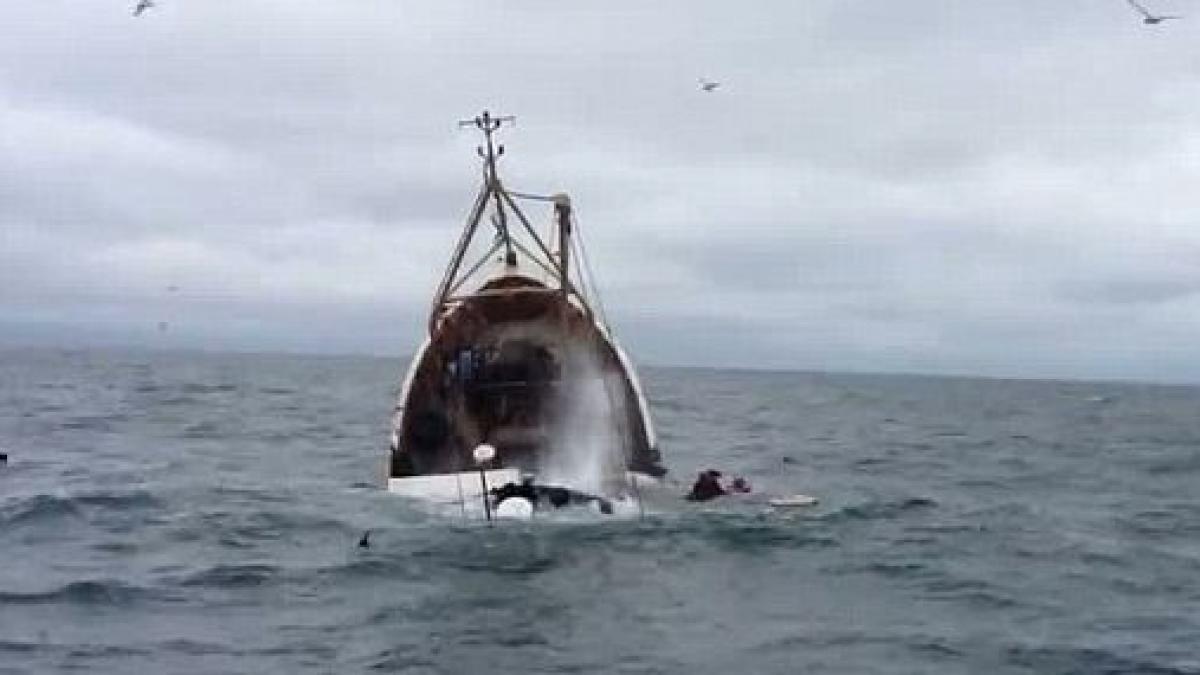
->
[[3, 1, 1200, 382]]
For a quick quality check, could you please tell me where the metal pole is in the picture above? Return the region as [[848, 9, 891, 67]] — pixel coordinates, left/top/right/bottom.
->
[[478, 468, 492, 523], [555, 196, 572, 304], [472, 443, 497, 523]]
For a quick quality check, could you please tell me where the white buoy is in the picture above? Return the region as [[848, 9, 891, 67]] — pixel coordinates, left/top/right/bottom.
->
[[495, 497, 534, 520], [473, 443, 496, 465], [473, 444, 498, 522]]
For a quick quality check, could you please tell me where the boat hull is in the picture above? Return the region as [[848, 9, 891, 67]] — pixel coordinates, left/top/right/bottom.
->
[[389, 274, 664, 491]]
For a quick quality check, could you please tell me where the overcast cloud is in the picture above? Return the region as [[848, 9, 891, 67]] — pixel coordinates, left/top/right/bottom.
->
[[3, 1, 1200, 382]]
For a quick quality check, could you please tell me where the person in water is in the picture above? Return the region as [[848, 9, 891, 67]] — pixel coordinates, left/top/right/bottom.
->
[[686, 470, 752, 501], [492, 476, 538, 505], [538, 485, 614, 513], [686, 470, 726, 501]]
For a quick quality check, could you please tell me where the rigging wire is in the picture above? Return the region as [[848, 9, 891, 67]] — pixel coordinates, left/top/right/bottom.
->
[[570, 213, 610, 331], [509, 237, 562, 280], [568, 211, 643, 518], [447, 238, 504, 296]]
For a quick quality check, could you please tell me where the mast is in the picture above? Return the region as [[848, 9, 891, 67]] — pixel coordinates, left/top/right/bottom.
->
[[429, 111, 590, 336], [554, 194, 572, 307], [460, 111, 517, 265]]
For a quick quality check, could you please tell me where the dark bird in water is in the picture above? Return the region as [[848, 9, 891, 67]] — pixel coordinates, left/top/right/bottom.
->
[[133, 0, 155, 17], [0, 452, 8, 464], [698, 78, 721, 92], [358, 530, 371, 549], [1126, 0, 1182, 24]]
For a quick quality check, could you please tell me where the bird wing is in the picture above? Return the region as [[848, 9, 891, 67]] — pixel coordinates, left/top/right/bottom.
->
[[1127, 0, 1153, 18]]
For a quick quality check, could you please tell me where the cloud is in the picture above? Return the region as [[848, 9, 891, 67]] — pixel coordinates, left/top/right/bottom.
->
[[2, 1, 1200, 381]]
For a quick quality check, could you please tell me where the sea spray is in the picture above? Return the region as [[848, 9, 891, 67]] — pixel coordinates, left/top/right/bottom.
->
[[538, 344, 631, 497]]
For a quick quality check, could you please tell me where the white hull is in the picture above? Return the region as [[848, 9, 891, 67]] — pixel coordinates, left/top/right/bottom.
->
[[387, 470, 662, 521]]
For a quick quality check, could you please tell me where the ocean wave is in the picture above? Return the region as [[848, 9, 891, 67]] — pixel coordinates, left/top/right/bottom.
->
[[59, 414, 129, 432], [313, 556, 428, 583], [181, 383, 239, 394], [0, 580, 153, 606], [526, 513, 839, 555], [206, 486, 296, 503], [180, 506, 358, 550], [834, 560, 928, 578], [697, 521, 839, 552], [0, 490, 162, 526], [922, 577, 1019, 609], [1, 493, 82, 524], [177, 563, 280, 588], [1142, 452, 1200, 475], [181, 421, 224, 438], [1116, 505, 1200, 539], [820, 497, 938, 523], [211, 508, 353, 536], [156, 639, 231, 656], [1005, 644, 1200, 674], [73, 489, 162, 510]]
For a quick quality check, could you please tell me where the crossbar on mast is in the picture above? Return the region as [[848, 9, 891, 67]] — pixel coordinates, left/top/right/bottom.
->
[[430, 110, 596, 335]]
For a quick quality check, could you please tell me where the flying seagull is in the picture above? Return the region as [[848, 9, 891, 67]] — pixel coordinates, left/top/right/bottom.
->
[[133, 0, 155, 17], [1126, 0, 1181, 24], [698, 78, 720, 92]]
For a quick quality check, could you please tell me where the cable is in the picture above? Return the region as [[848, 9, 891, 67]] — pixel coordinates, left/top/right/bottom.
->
[[571, 214, 610, 330]]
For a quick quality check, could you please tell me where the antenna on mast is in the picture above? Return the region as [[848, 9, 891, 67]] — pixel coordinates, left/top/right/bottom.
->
[[458, 110, 518, 266], [458, 110, 516, 180]]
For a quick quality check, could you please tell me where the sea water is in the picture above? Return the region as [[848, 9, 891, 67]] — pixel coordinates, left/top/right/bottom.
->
[[1, 348, 1199, 674]]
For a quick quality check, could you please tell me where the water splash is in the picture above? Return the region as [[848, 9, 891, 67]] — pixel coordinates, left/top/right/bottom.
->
[[538, 345, 630, 497]]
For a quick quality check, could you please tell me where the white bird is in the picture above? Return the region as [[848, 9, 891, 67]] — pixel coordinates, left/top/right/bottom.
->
[[698, 78, 721, 92], [133, 0, 155, 17], [1126, 0, 1182, 24]]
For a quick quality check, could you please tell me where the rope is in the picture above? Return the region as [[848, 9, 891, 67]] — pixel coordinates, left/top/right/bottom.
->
[[570, 214, 611, 330], [571, 214, 643, 519]]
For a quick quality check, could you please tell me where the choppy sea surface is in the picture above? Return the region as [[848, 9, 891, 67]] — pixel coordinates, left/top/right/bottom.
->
[[2, 347, 1199, 674]]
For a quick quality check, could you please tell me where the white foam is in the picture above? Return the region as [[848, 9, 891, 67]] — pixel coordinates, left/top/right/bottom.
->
[[538, 346, 629, 498]]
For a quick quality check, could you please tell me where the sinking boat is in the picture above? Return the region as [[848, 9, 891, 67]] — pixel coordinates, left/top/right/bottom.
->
[[386, 112, 665, 518]]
